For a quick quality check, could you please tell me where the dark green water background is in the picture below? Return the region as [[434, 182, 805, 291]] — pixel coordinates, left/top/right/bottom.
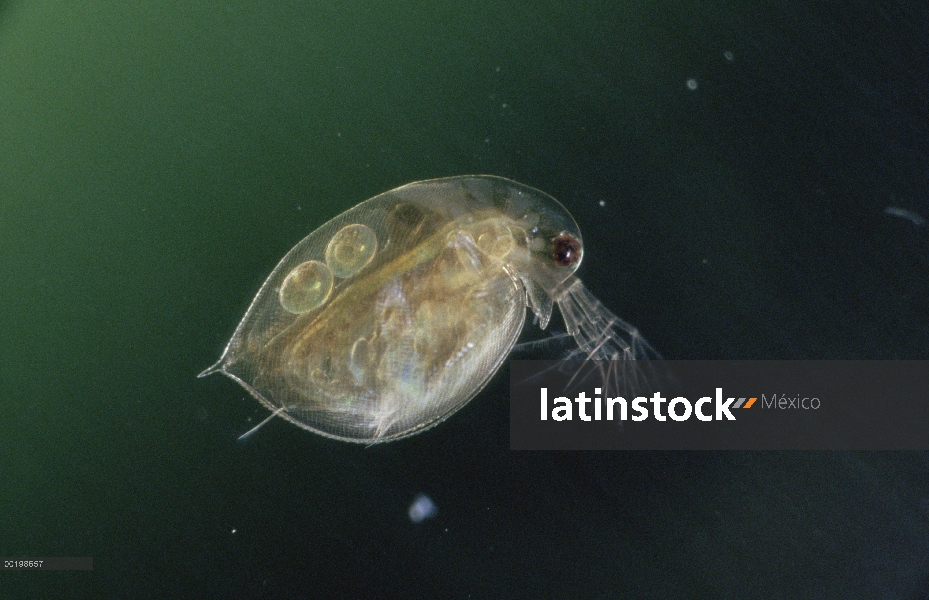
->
[[2, 1, 928, 598]]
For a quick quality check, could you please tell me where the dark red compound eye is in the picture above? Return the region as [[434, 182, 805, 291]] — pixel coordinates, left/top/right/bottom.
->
[[552, 233, 581, 267]]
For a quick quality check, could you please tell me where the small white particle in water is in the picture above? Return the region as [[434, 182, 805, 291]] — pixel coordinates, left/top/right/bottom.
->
[[408, 493, 438, 523], [501, 103, 508, 108], [231, 528, 237, 534], [884, 206, 926, 227], [598, 200, 606, 207], [724, 51, 734, 62], [686, 78, 698, 91]]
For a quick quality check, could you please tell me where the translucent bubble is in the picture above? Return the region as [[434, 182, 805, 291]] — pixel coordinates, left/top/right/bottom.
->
[[325, 223, 378, 278], [279, 260, 333, 314], [408, 493, 437, 523]]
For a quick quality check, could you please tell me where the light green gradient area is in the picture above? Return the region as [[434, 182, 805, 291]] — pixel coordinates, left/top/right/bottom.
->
[[0, 0, 755, 594], [0, 0, 662, 545]]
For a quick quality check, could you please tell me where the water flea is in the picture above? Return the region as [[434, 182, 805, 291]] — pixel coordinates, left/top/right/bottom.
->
[[199, 176, 657, 443]]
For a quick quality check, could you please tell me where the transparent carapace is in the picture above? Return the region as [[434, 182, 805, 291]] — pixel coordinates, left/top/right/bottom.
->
[[200, 176, 656, 443]]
